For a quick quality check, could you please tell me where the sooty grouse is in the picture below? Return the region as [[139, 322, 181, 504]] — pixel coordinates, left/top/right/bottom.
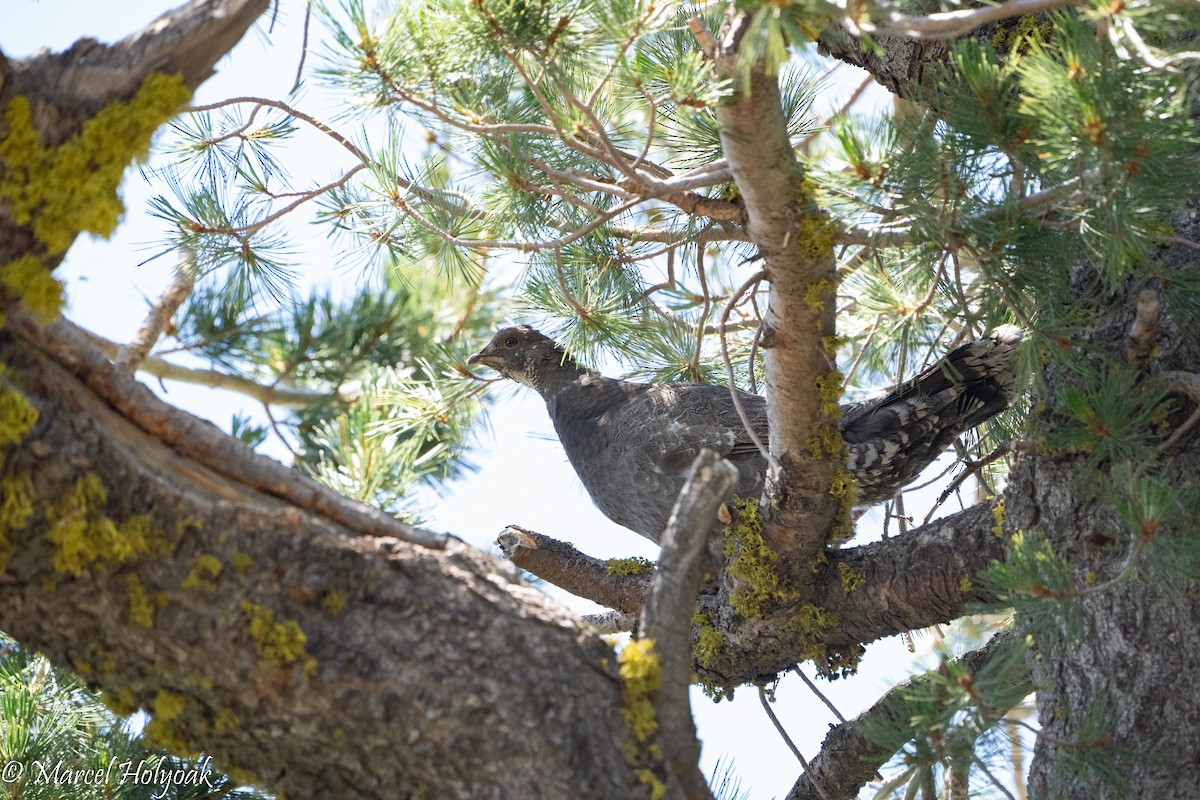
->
[[469, 326, 1021, 544]]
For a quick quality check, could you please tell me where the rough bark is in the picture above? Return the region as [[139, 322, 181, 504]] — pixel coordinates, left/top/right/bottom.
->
[[0, 321, 642, 799], [1006, 230, 1200, 798], [712, 11, 842, 566]]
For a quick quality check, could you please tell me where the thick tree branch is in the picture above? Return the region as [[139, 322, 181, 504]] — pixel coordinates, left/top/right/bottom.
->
[[0, 325, 641, 799], [497, 526, 652, 615], [711, 12, 841, 559], [641, 450, 737, 800], [785, 630, 1031, 800], [13, 313, 445, 548]]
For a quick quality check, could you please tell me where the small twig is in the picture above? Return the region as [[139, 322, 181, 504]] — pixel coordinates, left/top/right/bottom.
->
[[719, 271, 775, 468], [687, 16, 720, 60], [290, 0, 314, 94], [690, 243, 711, 380], [116, 247, 198, 373], [876, 0, 1081, 40], [1124, 287, 1161, 368], [923, 441, 1014, 525], [759, 687, 834, 800], [972, 755, 1019, 800], [793, 667, 848, 724]]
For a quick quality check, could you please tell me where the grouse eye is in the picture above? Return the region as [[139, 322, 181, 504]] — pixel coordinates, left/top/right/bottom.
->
[[504, 336, 519, 347]]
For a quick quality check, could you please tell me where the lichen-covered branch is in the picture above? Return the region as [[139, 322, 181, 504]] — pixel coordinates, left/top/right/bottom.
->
[[496, 525, 653, 614], [711, 12, 843, 560], [0, 324, 644, 799], [14, 313, 444, 549]]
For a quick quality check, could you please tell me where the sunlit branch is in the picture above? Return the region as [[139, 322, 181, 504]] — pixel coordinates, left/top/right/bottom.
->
[[83, 329, 328, 408], [872, 0, 1082, 40]]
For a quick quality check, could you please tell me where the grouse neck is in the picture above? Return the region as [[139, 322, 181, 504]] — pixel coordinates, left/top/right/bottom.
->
[[531, 358, 597, 396]]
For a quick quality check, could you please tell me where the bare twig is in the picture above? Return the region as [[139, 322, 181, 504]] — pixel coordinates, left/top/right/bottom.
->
[[760, 687, 833, 800], [719, 270, 774, 467], [82, 329, 327, 407], [923, 441, 1014, 525], [116, 248, 199, 373], [876, 0, 1081, 40], [290, 0, 313, 94]]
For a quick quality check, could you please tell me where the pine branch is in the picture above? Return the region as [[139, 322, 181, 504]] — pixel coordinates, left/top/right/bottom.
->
[[784, 630, 1031, 800], [83, 328, 328, 408], [116, 248, 198, 373], [874, 0, 1080, 40]]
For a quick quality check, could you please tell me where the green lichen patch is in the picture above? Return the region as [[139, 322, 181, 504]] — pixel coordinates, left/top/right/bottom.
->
[[0, 73, 192, 255], [240, 600, 312, 670], [0, 472, 33, 572], [837, 562, 866, 593], [691, 610, 724, 669], [124, 573, 162, 628], [182, 554, 223, 592], [45, 473, 162, 576], [0, 380, 39, 446], [723, 496, 796, 618], [144, 689, 195, 755], [0, 254, 65, 324], [619, 638, 660, 745], [320, 589, 347, 615], [605, 556, 656, 576]]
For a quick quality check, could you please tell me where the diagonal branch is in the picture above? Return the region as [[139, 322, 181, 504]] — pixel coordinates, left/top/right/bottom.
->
[[785, 630, 1031, 800], [496, 526, 652, 614], [12, 312, 445, 549]]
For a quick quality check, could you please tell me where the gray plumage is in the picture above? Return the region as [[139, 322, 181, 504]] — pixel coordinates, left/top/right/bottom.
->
[[469, 326, 1022, 544]]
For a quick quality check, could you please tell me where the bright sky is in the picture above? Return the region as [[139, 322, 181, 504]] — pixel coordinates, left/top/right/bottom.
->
[[3, 3, 972, 797]]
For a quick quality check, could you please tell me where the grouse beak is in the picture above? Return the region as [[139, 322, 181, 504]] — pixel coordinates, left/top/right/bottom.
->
[[467, 348, 494, 367]]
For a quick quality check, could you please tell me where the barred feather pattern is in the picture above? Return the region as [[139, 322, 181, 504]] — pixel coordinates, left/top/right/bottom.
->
[[470, 326, 1022, 543]]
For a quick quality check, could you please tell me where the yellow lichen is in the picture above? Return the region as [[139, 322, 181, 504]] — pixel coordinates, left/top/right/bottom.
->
[[125, 573, 157, 627], [692, 610, 724, 668], [320, 589, 347, 615], [803, 277, 836, 313], [0, 73, 192, 254], [144, 689, 195, 754], [182, 554, 223, 592], [102, 686, 139, 717], [635, 768, 666, 800], [0, 254, 64, 324], [619, 638, 661, 745], [45, 473, 161, 576], [959, 577, 974, 593], [0, 472, 34, 572], [815, 370, 844, 418], [992, 500, 1006, 537], [837, 562, 866, 593], [723, 497, 796, 618], [0, 380, 39, 446], [605, 556, 656, 576], [213, 708, 241, 733], [230, 548, 254, 576], [240, 600, 311, 669]]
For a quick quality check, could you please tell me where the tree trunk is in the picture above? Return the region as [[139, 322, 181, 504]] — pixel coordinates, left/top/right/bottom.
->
[[1007, 221, 1200, 797]]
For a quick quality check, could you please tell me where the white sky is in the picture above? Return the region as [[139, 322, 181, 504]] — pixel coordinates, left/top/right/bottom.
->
[[3, 3, 982, 797]]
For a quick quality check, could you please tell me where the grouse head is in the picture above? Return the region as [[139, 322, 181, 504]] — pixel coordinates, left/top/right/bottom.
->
[[468, 326, 591, 392]]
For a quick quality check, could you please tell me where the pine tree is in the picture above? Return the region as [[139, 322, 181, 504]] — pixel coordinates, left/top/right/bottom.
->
[[0, 0, 1198, 798]]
